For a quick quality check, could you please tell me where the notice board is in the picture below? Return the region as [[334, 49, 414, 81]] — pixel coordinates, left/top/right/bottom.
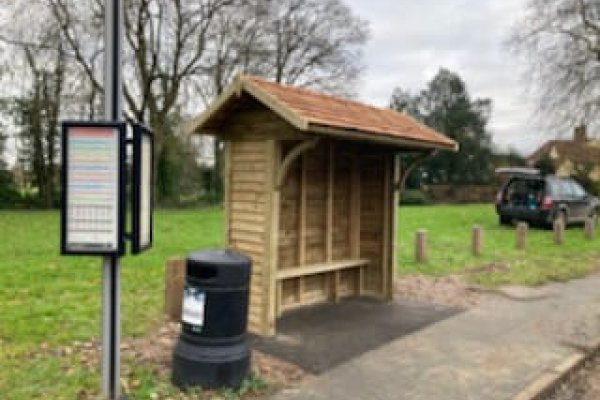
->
[[61, 122, 126, 255]]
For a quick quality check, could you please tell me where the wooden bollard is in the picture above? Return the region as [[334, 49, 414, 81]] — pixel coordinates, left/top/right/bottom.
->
[[415, 229, 428, 263], [165, 258, 186, 321], [585, 218, 596, 240], [472, 225, 483, 256], [516, 222, 528, 250], [553, 218, 565, 245]]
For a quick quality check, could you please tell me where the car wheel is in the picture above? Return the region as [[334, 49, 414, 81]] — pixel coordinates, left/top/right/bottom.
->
[[499, 215, 511, 226]]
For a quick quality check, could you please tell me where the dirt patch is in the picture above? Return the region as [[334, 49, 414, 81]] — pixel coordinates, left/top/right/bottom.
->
[[394, 274, 487, 309], [542, 351, 600, 400], [465, 262, 511, 274], [36, 321, 311, 399], [123, 322, 310, 390]]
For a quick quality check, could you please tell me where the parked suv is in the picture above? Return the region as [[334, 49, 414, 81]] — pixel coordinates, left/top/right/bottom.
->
[[495, 171, 599, 228]]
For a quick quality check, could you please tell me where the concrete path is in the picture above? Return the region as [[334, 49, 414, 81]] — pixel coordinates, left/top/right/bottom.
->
[[272, 274, 600, 400]]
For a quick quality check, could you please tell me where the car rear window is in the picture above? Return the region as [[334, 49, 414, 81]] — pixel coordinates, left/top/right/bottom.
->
[[505, 178, 545, 206]]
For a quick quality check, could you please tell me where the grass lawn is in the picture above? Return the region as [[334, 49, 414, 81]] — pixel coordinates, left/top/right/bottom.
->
[[1, 204, 600, 398], [398, 204, 600, 287]]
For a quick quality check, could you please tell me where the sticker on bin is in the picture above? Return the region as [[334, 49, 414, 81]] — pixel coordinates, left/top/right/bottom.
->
[[182, 287, 206, 329]]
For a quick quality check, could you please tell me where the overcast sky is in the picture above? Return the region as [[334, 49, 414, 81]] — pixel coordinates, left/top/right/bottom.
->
[[345, 0, 548, 156]]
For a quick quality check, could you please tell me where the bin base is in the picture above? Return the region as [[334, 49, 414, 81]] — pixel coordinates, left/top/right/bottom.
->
[[172, 338, 250, 390]]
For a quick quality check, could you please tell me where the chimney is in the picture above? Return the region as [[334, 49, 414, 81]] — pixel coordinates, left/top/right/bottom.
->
[[574, 124, 587, 143]]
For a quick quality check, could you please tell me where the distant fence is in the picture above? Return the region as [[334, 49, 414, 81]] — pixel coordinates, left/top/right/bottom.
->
[[422, 184, 497, 204]]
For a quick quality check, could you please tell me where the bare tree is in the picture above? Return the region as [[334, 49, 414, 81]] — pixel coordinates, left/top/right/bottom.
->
[[1, 0, 369, 203], [198, 0, 369, 100], [195, 0, 369, 198], [511, 0, 600, 130]]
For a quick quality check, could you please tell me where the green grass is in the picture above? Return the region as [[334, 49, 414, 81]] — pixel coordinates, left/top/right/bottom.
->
[[1, 205, 600, 398], [0, 208, 224, 399], [397, 204, 600, 286]]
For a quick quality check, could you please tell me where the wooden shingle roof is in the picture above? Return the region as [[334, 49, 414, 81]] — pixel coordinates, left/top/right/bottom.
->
[[190, 74, 458, 151]]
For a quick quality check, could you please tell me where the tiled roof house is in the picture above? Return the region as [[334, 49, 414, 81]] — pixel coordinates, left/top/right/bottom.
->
[[527, 125, 600, 180]]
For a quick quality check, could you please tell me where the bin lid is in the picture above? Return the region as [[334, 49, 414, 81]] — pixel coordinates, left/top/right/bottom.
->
[[186, 249, 251, 287]]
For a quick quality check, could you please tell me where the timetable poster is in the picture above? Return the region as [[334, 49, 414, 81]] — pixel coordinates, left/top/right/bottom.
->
[[139, 134, 152, 248], [131, 124, 154, 254], [65, 126, 122, 253]]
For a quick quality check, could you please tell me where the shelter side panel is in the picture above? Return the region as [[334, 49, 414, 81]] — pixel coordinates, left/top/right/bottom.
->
[[227, 139, 268, 333], [278, 141, 301, 270], [333, 147, 355, 296], [304, 145, 328, 265], [360, 154, 386, 296]]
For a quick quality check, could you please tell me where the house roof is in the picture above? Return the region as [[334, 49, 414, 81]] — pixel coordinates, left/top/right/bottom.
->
[[189, 74, 458, 151], [527, 139, 600, 166]]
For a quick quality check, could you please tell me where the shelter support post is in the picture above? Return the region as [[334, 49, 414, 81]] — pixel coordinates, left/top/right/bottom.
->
[[388, 154, 402, 300], [381, 154, 392, 300], [264, 140, 281, 336], [349, 151, 362, 295], [296, 153, 308, 304], [326, 143, 335, 301], [326, 143, 334, 262], [223, 141, 231, 246]]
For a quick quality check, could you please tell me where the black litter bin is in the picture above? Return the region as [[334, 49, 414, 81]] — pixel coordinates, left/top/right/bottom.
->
[[172, 249, 252, 389]]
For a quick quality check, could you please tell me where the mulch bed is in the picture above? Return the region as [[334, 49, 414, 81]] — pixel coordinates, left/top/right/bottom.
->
[[33, 322, 310, 399], [394, 274, 488, 309]]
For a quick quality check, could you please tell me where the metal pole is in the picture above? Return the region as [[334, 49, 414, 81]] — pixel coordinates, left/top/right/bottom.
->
[[101, 256, 120, 399], [103, 0, 123, 399]]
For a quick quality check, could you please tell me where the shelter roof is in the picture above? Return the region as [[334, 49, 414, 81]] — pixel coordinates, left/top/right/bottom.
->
[[189, 74, 458, 151]]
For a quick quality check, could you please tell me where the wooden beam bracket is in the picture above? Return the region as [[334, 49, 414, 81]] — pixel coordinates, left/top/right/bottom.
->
[[394, 150, 437, 192], [275, 138, 320, 189]]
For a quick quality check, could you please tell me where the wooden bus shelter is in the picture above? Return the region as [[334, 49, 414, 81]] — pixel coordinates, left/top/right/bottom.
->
[[189, 75, 457, 336]]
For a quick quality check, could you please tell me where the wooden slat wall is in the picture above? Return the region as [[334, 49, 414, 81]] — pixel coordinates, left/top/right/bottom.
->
[[305, 145, 328, 264], [278, 142, 301, 270], [360, 155, 386, 295], [334, 150, 355, 296], [278, 140, 390, 310], [226, 139, 268, 334]]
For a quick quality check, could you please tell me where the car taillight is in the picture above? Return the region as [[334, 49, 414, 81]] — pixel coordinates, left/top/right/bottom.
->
[[541, 195, 553, 210], [496, 191, 504, 204]]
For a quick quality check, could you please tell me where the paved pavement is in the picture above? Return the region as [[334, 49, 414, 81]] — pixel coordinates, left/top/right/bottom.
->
[[252, 297, 460, 373], [271, 274, 600, 400]]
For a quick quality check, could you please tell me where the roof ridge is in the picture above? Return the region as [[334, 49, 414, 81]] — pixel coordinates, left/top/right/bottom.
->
[[243, 74, 398, 116]]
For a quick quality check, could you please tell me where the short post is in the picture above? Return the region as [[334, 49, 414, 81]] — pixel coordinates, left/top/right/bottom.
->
[[553, 218, 565, 245], [472, 225, 483, 256], [165, 258, 186, 321], [415, 229, 428, 263], [585, 218, 596, 240], [516, 222, 528, 250]]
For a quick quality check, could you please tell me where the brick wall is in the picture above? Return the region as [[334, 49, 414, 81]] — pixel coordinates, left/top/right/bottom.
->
[[423, 184, 497, 204]]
